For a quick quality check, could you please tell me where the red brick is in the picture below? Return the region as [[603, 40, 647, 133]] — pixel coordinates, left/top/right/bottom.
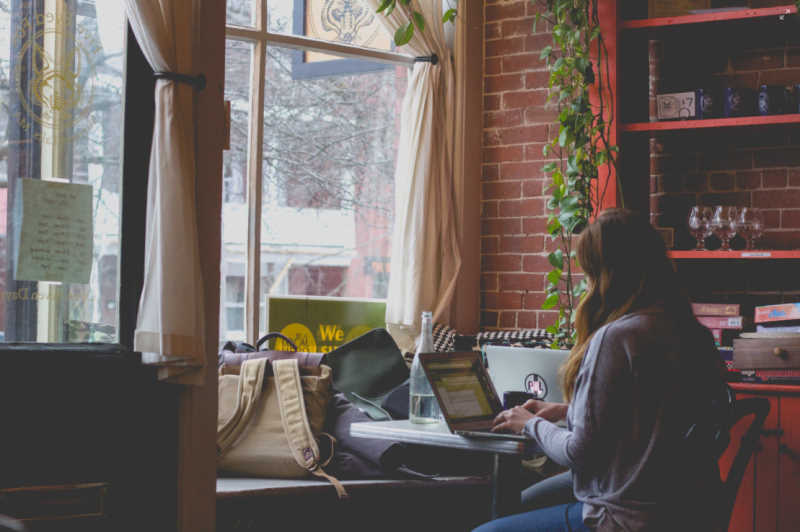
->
[[483, 164, 499, 180], [498, 292, 523, 310], [537, 311, 558, 330], [523, 180, 549, 199], [762, 209, 781, 229], [481, 311, 499, 329], [517, 311, 537, 329], [482, 291, 499, 309], [485, 109, 524, 128], [523, 216, 548, 234], [522, 254, 551, 273], [485, 22, 501, 40], [763, 169, 788, 188], [499, 311, 518, 329], [498, 124, 548, 144], [781, 210, 800, 228], [753, 189, 800, 209], [482, 200, 498, 218], [483, 181, 521, 200], [501, 17, 536, 37], [709, 173, 734, 191], [486, 37, 525, 57], [525, 104, 558, 124], [788, 48, 800, 67], [736, 171, 762, 190], [790, 168, 800, 186], [486, 1, 525, 22], [759, 68, 800, 87], [761, 230, 800, 249], [500, 273, 539, 291], [499, 199, 524, 217], [502, 53, 543, 73], [482, 235, 499, 254], [485, 57, 502, 75], [482, 273, 498, 292], [482, 217, 522, 235], [522, 198, 546, 216], [525, 70, 550, 89], [732, 49, 784, 71], [483, 254, 523, 272], [701, 151, 752, 171], [483, 130, 501, 147], [525, 33, 552, 52], [523, 291, 547, 310], [484, 94, 501, 111], [503, 90, 547, 109], [483, 145, 524, 163], [754, 148, 800, 168], [485, 73, 525, 94], [501, 235, 541, 253], [524, 143, 550, 161], [500, 161, 544, 180]]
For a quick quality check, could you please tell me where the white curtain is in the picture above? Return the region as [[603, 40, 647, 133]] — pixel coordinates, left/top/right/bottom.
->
[[368, 0, 462, 353], [124, 0, 206, 383]]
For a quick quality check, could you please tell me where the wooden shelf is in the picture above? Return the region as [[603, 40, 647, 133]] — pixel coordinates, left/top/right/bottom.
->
[[621, 5, 797, 30], [621, 114, 800, 133], [669, 250, 800, 260]]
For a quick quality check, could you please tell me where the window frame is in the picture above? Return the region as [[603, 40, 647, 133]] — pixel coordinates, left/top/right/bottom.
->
[[225, 2, 415, 344], [0, 19, 153, 361]]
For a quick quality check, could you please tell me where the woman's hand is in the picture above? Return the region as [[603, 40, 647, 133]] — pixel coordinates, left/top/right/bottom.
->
[[491, 405, 535, 434], [522, 400, 568, 423]]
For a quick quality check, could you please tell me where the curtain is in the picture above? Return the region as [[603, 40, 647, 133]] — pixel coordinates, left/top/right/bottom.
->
[[368, 0, 462, 353], [124, 0, 206, 383]]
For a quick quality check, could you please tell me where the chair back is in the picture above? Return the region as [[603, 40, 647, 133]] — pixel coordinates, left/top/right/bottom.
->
[[718, 396, 770, 531]]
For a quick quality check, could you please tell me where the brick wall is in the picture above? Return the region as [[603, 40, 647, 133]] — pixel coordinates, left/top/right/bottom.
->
[[481, 1, 556, 330]]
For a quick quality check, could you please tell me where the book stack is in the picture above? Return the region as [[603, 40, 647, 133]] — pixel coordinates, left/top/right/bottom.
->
[[692, 303, 743, 347], [753, 302, 800, 334]]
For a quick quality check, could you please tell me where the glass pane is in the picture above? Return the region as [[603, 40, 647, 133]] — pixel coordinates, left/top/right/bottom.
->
[[1, 0, 125, 342], [226, 306, 244, 331], [220, 39, 253, 344], [259, 44, 406, 332], [227, 0, 255, 28], [268, 0, 394, 57]]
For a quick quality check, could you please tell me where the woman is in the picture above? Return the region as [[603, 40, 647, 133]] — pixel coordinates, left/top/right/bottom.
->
[[474, 209, 730, 532]]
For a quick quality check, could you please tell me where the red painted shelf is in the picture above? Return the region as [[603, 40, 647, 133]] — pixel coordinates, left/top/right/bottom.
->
[[621, 114, 800, 133], [669, 250, 800, 260], [621, 5, 797, 30]]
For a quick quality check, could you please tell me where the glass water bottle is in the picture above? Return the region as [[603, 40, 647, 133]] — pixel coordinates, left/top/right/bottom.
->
[[409, 311, 441, 423]]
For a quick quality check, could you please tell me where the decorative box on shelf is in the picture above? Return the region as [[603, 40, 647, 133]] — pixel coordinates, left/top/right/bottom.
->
[[656, 91, 697, 120]]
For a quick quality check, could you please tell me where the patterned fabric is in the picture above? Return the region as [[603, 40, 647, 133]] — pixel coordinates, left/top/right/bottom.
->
[[477, 328, 553, 348], [432, 323, 458, 352]]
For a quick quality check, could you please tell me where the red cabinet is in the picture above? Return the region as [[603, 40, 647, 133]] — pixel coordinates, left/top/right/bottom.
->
[[722, 384, 800, 531]]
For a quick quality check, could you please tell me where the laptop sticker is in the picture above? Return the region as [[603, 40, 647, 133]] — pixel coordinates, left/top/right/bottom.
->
[[524, 373, 548, 399]]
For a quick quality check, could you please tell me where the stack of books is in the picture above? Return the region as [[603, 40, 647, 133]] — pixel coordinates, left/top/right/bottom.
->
[[692, 303, 742, 369], [754, 302, 800, 334]]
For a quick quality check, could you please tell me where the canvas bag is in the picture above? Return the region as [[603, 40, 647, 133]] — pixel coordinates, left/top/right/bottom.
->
[[217, 358, 347, 498]]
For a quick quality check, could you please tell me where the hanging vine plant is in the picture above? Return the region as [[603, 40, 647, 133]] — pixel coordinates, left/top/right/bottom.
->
[[534, 0, 620, 348]]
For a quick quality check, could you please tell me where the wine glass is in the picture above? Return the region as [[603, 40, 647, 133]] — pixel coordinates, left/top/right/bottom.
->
[[736, 207, 753, 250], [748, 208, 764, 249], [687, 206, 710, 250], [712, 206, 738, 251]]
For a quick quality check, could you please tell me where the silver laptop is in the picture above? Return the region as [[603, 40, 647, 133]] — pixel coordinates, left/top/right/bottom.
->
[[418, 351, 528, 441], [483, 345, 569, 404]]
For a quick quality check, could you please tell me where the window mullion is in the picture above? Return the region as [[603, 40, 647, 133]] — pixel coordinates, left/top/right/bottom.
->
[[244, 36, 266, 345]]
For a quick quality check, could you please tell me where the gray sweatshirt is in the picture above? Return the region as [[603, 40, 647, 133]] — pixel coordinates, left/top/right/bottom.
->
[[524, 308, 726, 531]]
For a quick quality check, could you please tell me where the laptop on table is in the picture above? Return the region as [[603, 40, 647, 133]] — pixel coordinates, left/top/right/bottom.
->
[[483, 345, 569, 404], [417, 351, 528, 442]]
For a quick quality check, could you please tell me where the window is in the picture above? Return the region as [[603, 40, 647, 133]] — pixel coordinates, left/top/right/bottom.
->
[[0, 1, 128, 343], [221, 0, 409, 345]]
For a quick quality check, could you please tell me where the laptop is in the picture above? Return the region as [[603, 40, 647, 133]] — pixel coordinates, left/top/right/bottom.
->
[[483, 345, 569, 404], [417, 351, 528, 442]]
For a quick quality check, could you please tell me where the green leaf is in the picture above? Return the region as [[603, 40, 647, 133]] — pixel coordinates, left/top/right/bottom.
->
[[547, 269, 562, 285], [558, 128, 568, 147], [546, 324, 558, 335], [533, 13, 540, 33], [412, 11, 426, 31], [548, 249, 563, 269], [542, 293, 560, 310], [539, 45, 552, 60], [542, 162, 557, 174], [394, 22, 414, 46], [376, 0, 392, 14], [442, 8, 457, 23]]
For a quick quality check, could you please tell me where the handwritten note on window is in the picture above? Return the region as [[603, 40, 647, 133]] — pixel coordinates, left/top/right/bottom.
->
[[15, 179, 93, 284]]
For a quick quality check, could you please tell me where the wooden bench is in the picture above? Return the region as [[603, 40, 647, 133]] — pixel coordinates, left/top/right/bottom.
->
[[217, 476, 492, 532]]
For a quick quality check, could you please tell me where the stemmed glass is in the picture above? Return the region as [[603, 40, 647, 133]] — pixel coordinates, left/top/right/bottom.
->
[[738, 207, 764, 250], [711, 206, 738, 251], [687, 206, 711, 250]]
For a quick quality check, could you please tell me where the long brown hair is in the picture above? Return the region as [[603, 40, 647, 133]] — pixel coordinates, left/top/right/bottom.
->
[[561, 208, 695, 401]]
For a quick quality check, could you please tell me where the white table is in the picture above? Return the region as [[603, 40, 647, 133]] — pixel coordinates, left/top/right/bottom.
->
[[351, 420, 527, 518]]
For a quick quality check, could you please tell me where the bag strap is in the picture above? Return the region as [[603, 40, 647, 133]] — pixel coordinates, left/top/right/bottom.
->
[[256, 332, 297, 351], [273, 359, 348, 499], [217, 358, 266, 457]]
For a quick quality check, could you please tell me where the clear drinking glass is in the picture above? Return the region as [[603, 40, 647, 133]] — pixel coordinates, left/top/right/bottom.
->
[[743, 207, 764, 249], [712, 206, 738, 251], [687, 206, 710, 250]]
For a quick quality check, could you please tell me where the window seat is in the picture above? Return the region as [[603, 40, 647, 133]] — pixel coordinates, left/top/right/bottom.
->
[[216, 476, 492, 531]]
